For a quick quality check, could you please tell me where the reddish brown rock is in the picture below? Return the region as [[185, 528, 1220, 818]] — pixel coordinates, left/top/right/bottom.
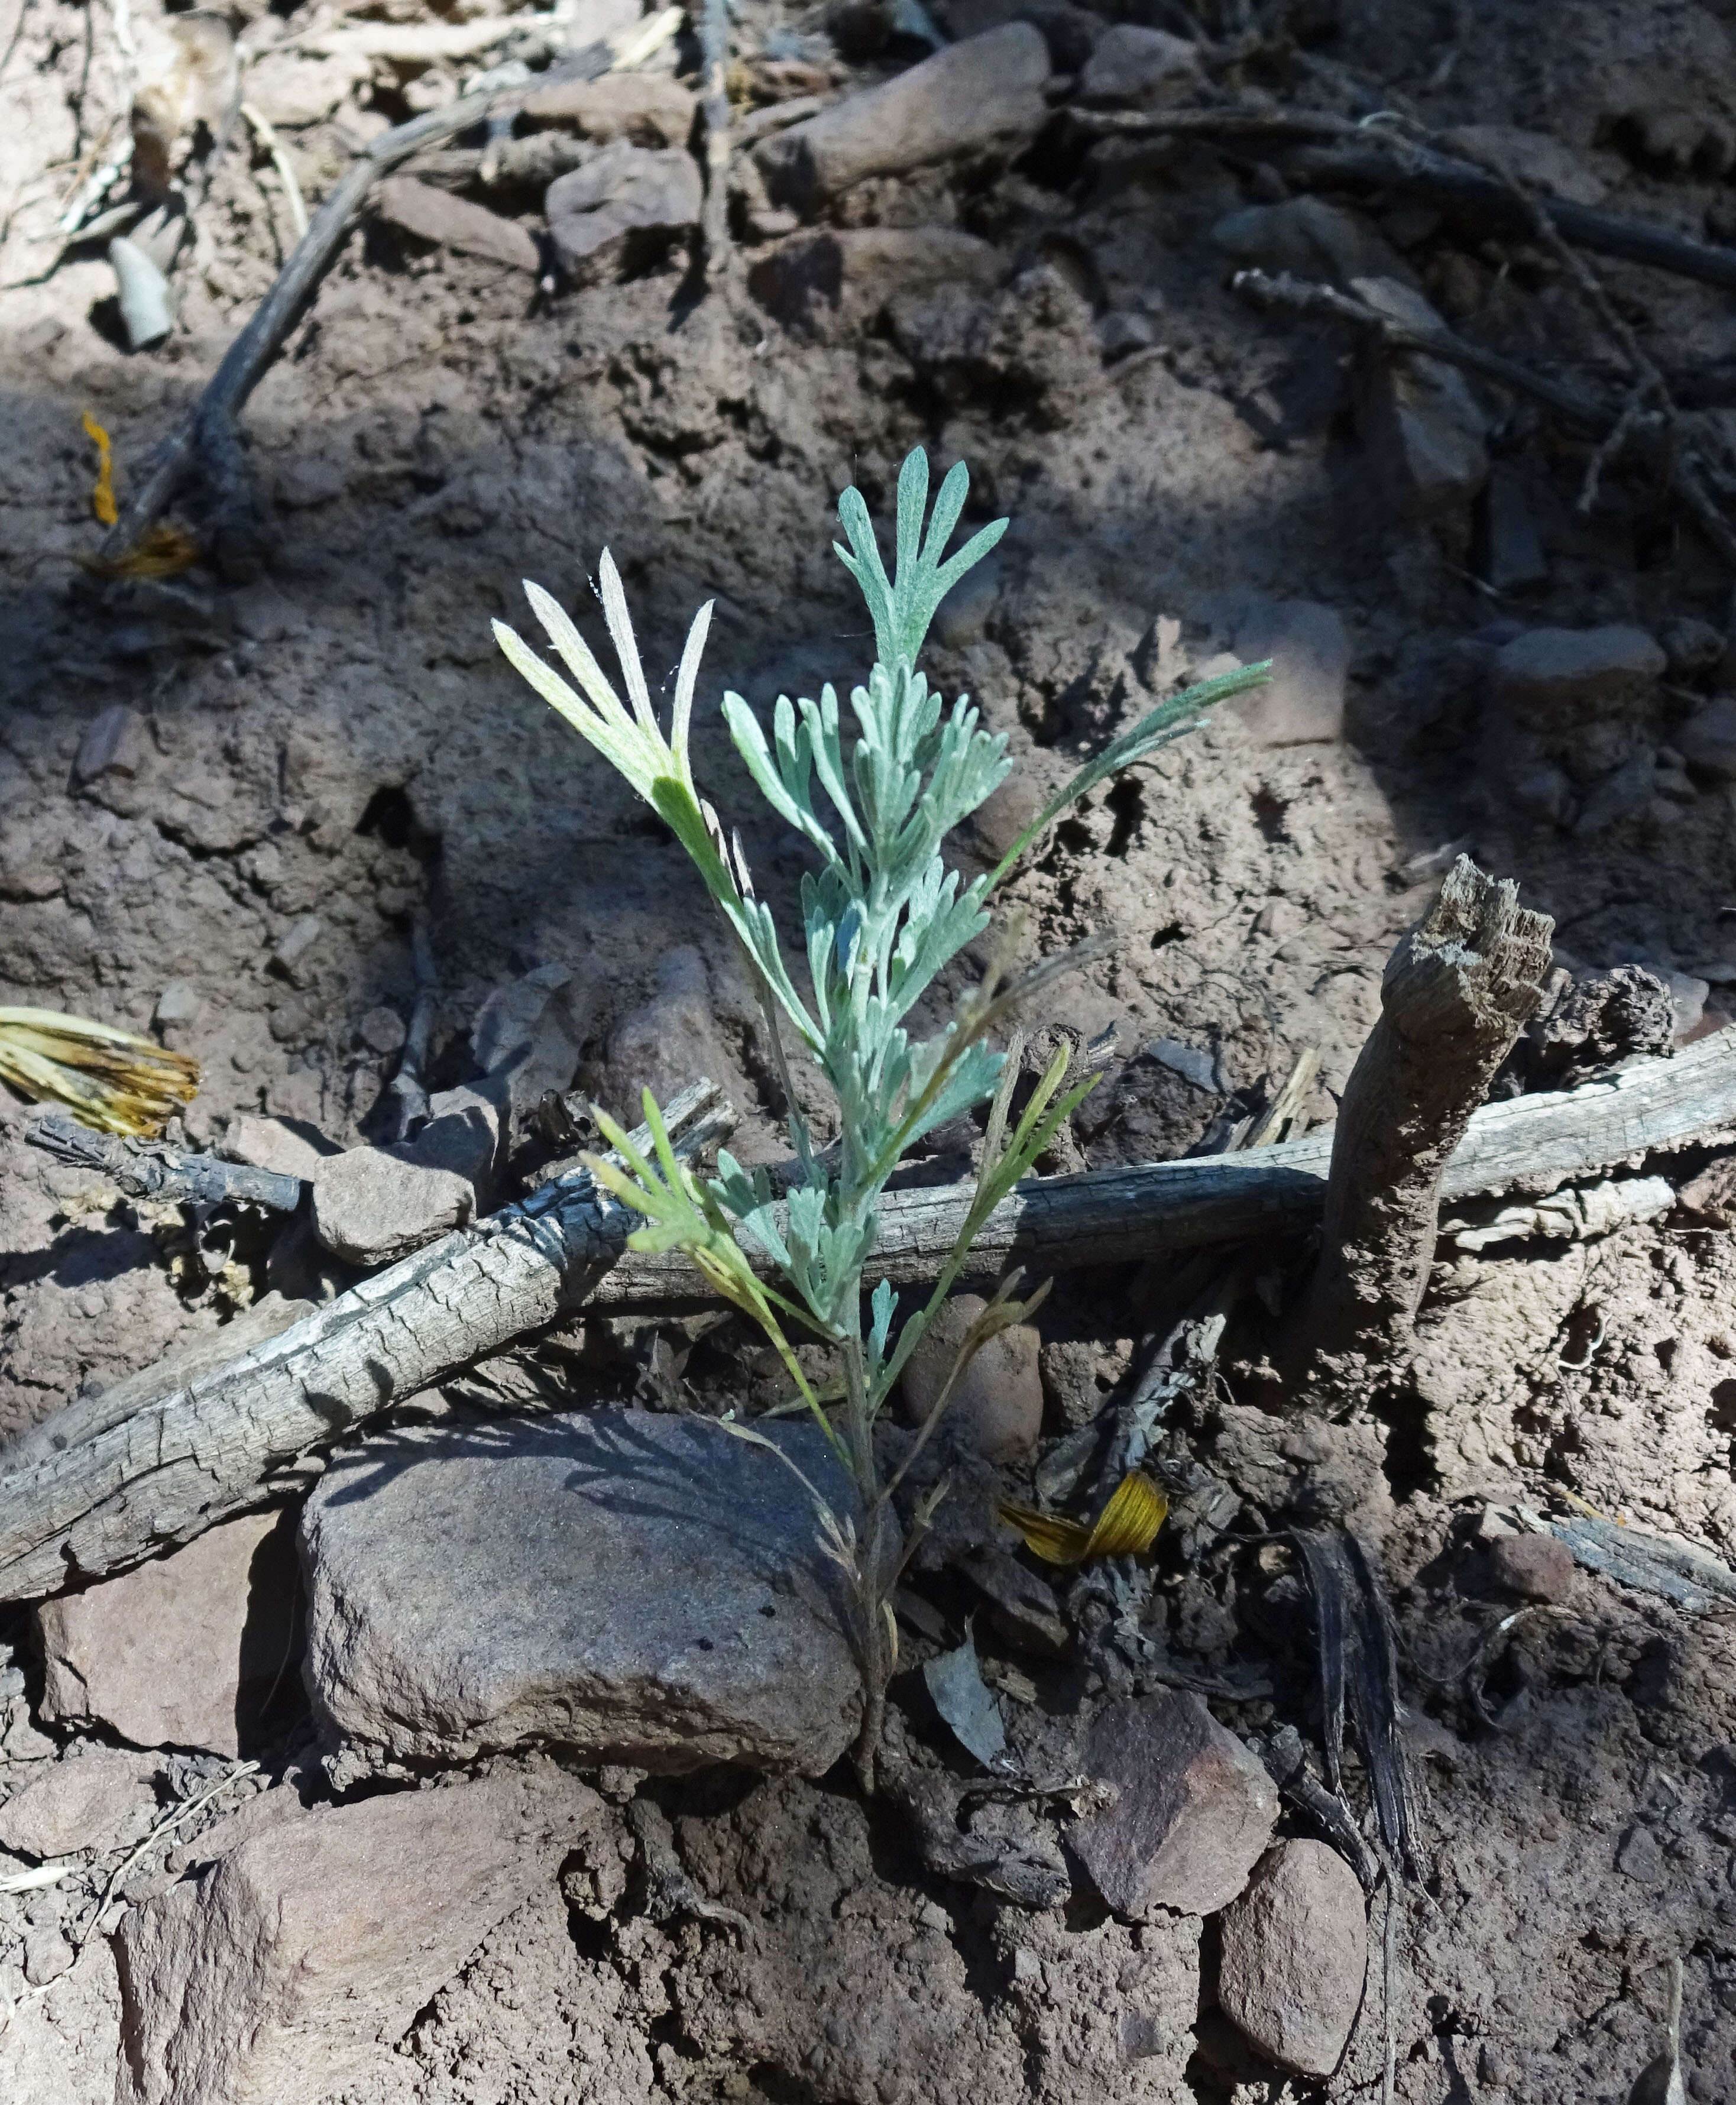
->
[[35, 1509, 298, 1757], [1071, 1692, 1278, 1917], [520, 70, 696, 145], [114, 1767, 605, 2105], [899, 1292, 1044, 1463], [1218, 1840, 1368, 2076], [374, 178, 540, 272]]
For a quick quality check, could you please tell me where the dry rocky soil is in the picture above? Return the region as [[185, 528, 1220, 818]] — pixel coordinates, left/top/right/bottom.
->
[[5, 0, 1736, 2098]]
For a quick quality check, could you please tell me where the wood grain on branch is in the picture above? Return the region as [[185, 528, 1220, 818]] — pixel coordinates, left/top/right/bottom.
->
[[1277, 857, 1553, 1384], [4, 1018, 1735, 1602]]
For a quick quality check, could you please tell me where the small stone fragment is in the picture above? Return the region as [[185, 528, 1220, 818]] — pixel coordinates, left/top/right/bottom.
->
[[545, 140, 702, 275], [1573, 753, 1656, 837], [35, 1510, 299, 1757], [1659, 614, 1724, 674], [961, 772, 1047, 864], [1217, 1840, 1368, 2077], [1077, 23, 1201, 106], [407, 1073, 509, 1197], [310, 1147, 475, 1265], [1492, 626, 1667, 723], [357, 1004, 406, 1055], [299, 1408, 869, 1774], [74, 705, 150, 785], [899, 1291, 1044, 1463], [472, 961, 585, 1118], [153, 980, 199, 1028], [756, 25, 1050, 210], [270, 913, 325, 981], [749, 226, 1001, 331], [1478, 464, 1547, 592], [1211, 198, 1404, 287], [1351, 277, 1488, 524], [1070, 1691, 1278, 1917], [222, 1112, 341, 1183], [1486, 1531, 1575, 1604], [0, 1746, 161, 1858], [1616, 1820, 1667, 1887], [963, 1547, 1071, 1656], [242, 50, 370, 127], [1226, 600, 1349, 746], [1677, 697, 1736, 780], [374, 176, 540, 272], [520, 70, 697, 145], [113, 1768, 605, 2105]]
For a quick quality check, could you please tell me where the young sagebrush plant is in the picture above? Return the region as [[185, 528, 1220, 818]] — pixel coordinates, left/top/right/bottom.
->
[[495, 452, 1266, 1779]]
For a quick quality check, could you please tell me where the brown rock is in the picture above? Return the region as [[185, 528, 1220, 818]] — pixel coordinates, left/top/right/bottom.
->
[[1677, 697, 1736, 781], [240, 49, 370, 128], [545, 140, 701, 275], [520, 70, 696, 146], [34, 1510, 299, 1757], [1217, 1840, 1368, 2076], [1488, 1530, 1575, 1603], [73, 705, 150, 785], [899, 1292, 1044, 1463], [749, 225, 1001, 332], [221, 1112, 340, 1183], [1077, 22, 1201, 106], [1070, 1692, 1278, 1917], [299, 1410, 870, 1776], [374, 177, 540, 272], [113, 1767, 605, 2105], [310, 1148, 475, 1266], [1226, 600, 1349, 747], [1492, 626, 1667, 724], [0, 1746, 161, 1859], [756, 25, 1050, 210], [1351, 277, 1489, 524]]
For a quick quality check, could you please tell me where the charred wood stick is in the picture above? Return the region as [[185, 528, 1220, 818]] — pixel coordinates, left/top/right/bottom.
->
[[7, 1016, 1736, 1601], [1233, 271, 1736, 571], [1232, 268, 1616, 432], [0, 1080, 732, 1603], [1278, 857, 1553, 1382], [25, 1112, 302, 1214], [96, 20, 673, 565], [1068, 106, 1736, 295]]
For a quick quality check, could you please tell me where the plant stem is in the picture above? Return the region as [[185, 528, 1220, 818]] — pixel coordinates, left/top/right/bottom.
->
[[841, 1326, 890, 1790]]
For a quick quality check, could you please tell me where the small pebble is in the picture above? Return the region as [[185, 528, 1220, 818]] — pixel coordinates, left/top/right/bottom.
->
[[1488, 1531, 1575, 1603]]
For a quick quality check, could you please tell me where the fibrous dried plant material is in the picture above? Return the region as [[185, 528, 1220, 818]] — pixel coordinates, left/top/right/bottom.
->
[[998, 1470, 1167, 1566], [1280, 857, 1552, 1391], [0, 1008, 198, 1137], [496, 445, 1268, 1777], [1291, 1531, 1424, 1882]]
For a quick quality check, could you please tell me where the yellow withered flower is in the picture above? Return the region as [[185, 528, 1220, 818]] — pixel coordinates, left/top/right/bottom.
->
[[0, 1008, 199, 1137]]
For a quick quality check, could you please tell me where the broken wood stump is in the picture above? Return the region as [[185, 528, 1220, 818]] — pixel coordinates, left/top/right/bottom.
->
[[1277, 855, 1553, 1395]]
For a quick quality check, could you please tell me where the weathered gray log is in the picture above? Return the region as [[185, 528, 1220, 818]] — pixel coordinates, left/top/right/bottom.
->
[[5, 1015, 1736, 1602], [0, 1081, 733, 1603], [1278, 857, 1553, 1385]]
